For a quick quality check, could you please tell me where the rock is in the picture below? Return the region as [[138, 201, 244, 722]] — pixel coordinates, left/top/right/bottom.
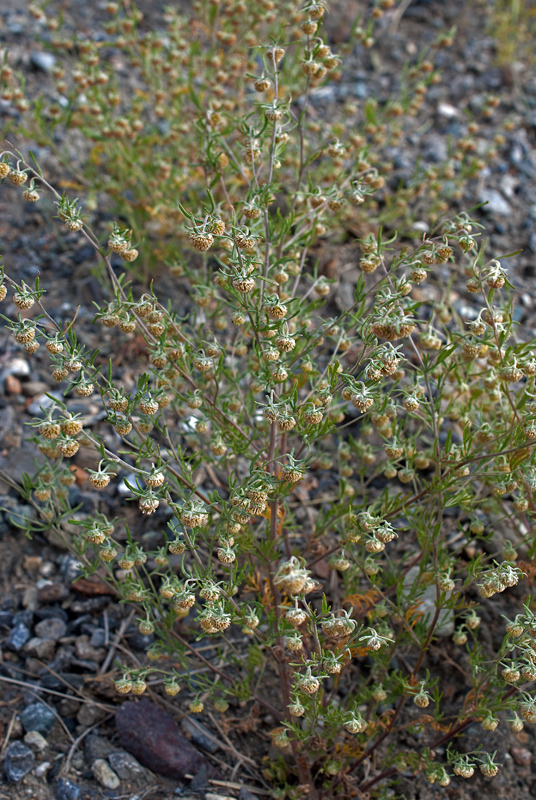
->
[[181, 717, 219, 753], [115, 699, 216, 781], [76, 703, 107, 727], [73, 577, 114, 598], [90, 628, 107, 647], [6, 622, 31, 651], [511, 746, 531, 767], [5, 374, 22, 394], [190, 763, 208, 792], [35, 617, 67, 641], [24, 555, 42, 571], [13, 609, 34, 627], [239, 788, 257, 800], [75, 634, 106, 662], [56, 777, 81, 800], [354, 80, 368, 99], [0, 609, 13, 627], [30, 51, 56, 72], [206, 795, 234, 800], [36, 605, 68, 622], [27, 391, 64, 417], [85, 734, 119, 765], [4, 741, 35, 782], [0, 405, 19, 448], [437, 101, 460, 118], [22, 380, 52, 397], [20, 702, 57, 736], [25, 636, 56, 660], [35, 761, 51, 777], [39, 561, 57, 578], [38, 581, 69, 604], [4, 358, 30, 378], [93, 758, 121, 789], [73, 443, 108, 472], [127, 629, 154, 651], [59, 554, 84, 583], [423, 134, 448, 163], [0, 441, 46, 483], [5, 504, 36, 529], [108, 751, 146, 780], [479, 188, 512, 216], [24, 730, 48, 751]]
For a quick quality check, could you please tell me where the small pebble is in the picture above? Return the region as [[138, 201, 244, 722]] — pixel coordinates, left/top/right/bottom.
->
[[4, 741, 35, 782], [239, 789, 257, 800], [6, 621, 31, 651], [108, 750, 146, 780], [20, 702, 57, 736], [4, 358, 31, 378], [93, 758, 121, 789], [23, 730, 48, 751], [181, 717, 219, 753], [30, 51, 56, 72], [56, 777, 81, 800], [35, 617, 67, 641], [511, 746, 531, 767]]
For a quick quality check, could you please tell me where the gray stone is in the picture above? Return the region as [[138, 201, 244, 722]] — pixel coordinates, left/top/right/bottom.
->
[[423, 134, 448, 163], [20, 702, 57, 735], [93, 758, 121, 789], [0, 439, 47, 484], [90, 628, 106, 647], [35, 617, 67, 641], [239, 788, 257, 800], [56, 777, 81, 800], [4, 358, 30, 378], [108, 751, 146, 780], [354, 80, 368, 99], [6, 622, 31, 651], [30, 51, 56, 72], [22, 381, 51, 397], [4, 741, 35, 782], [27, 391, 63, 417], [5, 504, 36, 529], [59, 554, 84, 583], [85, 733, 118, 765], [76, 703, 107, 727], [479, 188, 511, 216], [181, 718, 219, 754]]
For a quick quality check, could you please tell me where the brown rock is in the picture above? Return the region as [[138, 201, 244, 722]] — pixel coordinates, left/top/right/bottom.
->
[[73, 443, 105, 472], [21, 381, 50, 397], [75, 635, 106, 663], [115, 699, 217, 781], [23, 556, 42, 571], [314, 558, 330, 580], [72, 577, 115, 596], [37, 582, 69, 604], [5, 375, 22, 394], [511, 746, 532, 767]]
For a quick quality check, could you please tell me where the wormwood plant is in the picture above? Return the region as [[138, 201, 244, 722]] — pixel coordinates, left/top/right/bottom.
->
[[1, 3, 536, 799]]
